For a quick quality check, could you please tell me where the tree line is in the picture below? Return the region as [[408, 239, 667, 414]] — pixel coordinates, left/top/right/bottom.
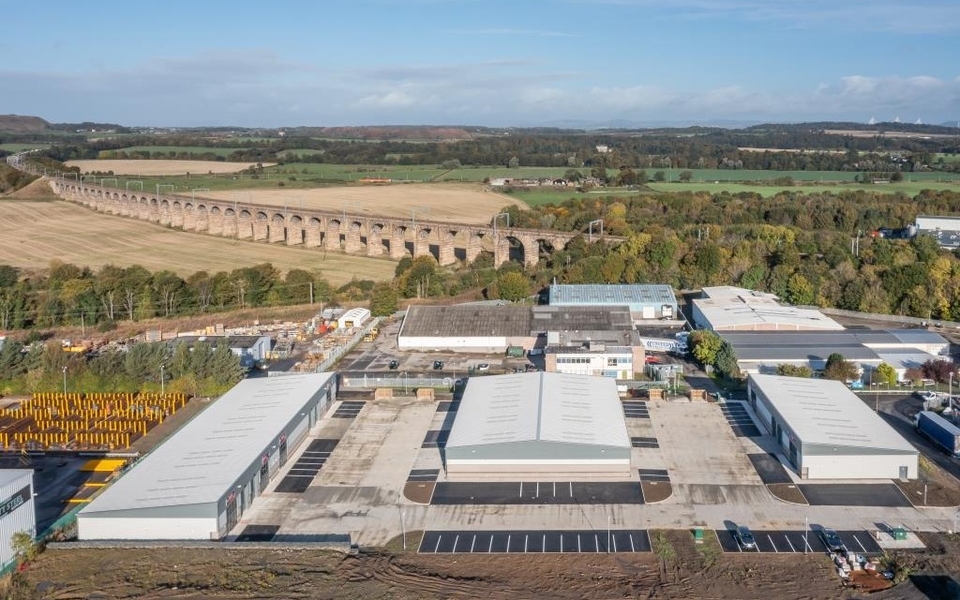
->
[[0, 336, 244, 397]]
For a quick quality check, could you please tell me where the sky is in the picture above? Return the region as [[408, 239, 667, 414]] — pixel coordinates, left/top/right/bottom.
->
[[2, 0, 959, 128]]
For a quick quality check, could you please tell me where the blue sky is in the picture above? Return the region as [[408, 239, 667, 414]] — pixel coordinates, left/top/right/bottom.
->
[[3, 0, 958, 127]]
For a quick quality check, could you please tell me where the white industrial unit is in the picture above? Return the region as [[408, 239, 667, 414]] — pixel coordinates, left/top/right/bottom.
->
[[445, 373, 631, 479], [78, 373, 337, 540], [692, 286, 844, 331], [0, 470, 35, 572], [398, 305, 534, 352], [337, 307, 371, 329], [549, 347, 636, 379], [747, 374, 918, 480]]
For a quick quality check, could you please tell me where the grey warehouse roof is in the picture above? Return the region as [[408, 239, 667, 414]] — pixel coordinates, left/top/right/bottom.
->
[[549, 284, 677, 307], [446, 372, 630, 449], [531, 305, 634, 332], [721, 329, 947, 362], [400, 305, 532, 338], [80, 373, 335, 516], [749, 374, 916, 453]]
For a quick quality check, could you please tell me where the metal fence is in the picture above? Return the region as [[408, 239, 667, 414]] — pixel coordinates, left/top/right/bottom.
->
[[340, 373, 456, 390], [815, 306, 960, 330], [311, 317, 382, 373]]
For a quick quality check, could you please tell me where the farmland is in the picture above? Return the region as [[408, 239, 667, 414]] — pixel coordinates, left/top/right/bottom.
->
[[66, 159, 275, 176], [200, 183, 525, 224], [0, 190, 396, 285], [0, 143, 50, 152], [100, 145, 246, 158]]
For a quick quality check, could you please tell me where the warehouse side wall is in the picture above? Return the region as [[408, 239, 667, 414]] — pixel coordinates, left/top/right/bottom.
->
[[79, 516, 219, 541]]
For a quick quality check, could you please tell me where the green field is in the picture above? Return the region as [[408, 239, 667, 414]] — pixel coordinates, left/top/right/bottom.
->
[[102, 146, 246, 158], [0, 143, 50, 152], [647, 180, 960, 197]]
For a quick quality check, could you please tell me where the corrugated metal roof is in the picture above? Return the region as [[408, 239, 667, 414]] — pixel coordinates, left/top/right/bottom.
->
[[722, 330, 946, 362], [531, 305, 634, 332], [446, 373, 630, 449], [749, 374, 916, 452], [549, 284, 677, 307], [79, 373, 335, 516], [400, 305, 532, 338], [694, 295, 844, 331]]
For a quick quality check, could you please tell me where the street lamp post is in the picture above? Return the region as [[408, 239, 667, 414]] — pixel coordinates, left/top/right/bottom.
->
[[160, 364, 165, 395], [804, 516, 808, 553], [949, 372, 954, 406], [607, 515, 611, 553], [398, 494, 406, 550], [61, 366, 67, 396]]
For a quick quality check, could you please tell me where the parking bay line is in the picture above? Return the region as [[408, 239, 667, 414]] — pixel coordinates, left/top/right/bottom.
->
[[768, 534, 778, 553]]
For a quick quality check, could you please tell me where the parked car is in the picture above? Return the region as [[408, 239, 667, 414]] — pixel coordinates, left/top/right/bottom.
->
[[388, 360, 399, 370], [735, 526, 757, 550], [477, 363, 490, 371], [821, 528, 844, 552], [433, 360, 444, 370]]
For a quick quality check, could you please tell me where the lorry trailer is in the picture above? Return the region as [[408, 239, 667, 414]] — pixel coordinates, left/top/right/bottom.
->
[[916, 410, 960, 457]]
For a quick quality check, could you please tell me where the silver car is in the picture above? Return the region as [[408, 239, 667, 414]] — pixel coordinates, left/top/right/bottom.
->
[[821, 528, 844, 552]]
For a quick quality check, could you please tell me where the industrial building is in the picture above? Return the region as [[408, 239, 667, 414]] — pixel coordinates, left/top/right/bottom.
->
[[444, 372, 631, 479], [747, 374, 918, 479], [77, 373, 337, 541], [0, 470, 35, 572], [722, 329, 949, 381], [692, 286, 844, 331], [398, 304, 534, 351], [549, 284, 678, 320], [174, 334, 272, 367], [336, 307, 371, 329], [916, 215, 960, 248]]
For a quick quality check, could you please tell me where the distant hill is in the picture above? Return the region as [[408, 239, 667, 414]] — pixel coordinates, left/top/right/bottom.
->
[[0, 114, 50, 133]]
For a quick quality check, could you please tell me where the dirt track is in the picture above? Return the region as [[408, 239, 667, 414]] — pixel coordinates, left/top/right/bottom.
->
[[21, 529, 945, 599]]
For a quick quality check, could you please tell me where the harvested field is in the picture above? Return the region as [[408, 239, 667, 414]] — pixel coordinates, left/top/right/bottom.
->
[[201, 183, 526, 224], [0, 198, 396, 285], [65, 159, 274, 176]]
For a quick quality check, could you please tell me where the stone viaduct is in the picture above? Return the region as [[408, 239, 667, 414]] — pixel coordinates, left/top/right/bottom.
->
[[47, 178, 621, 268]]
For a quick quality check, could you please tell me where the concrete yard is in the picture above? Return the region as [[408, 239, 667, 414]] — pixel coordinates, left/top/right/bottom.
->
[[231, 393, 959, 548]]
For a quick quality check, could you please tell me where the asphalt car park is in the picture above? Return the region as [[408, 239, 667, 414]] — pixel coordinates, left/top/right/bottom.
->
[[715, 529, 882, 554], [275, 439, 338, 494], [421, 429, 450, 448], [798, 483, 912, 507], [407, 468, 440, 482], [747, 453, 794, 484], [431, 481, 645, 505], [332, 401, 364, 419], [236, 524, 280, 542], [638, 469, 671, 483], [720, 402, 762, 437], [622, 401, 650, 419], [419, 529, 652, 554]]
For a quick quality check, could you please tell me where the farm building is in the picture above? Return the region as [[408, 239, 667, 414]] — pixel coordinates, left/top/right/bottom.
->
[[721, 329, 949, 381], [0, 470, 35, 572], [691, 286, 844, 331], [548, 284, 678, 320], [747, 374, 917, 480], [337, 307, 371, 329], [444, 372, 631, 479], [77, 373, 337, 541]]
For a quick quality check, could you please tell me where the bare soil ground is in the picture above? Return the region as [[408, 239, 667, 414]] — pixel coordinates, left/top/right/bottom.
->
[[15, 528, 881, 600], [768, 483, 809, 504], [641, 481, 672, 503], [200, 183, 526, 224], [0, 197, 395, 285], [65, 160, 274, 176]]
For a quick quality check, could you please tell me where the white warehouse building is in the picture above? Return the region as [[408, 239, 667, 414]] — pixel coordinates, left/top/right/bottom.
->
[[0, 470, 35, 572], [747, 374, 918, 480], [444, 373, 632, 479], [78, 373, 337, 541]]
